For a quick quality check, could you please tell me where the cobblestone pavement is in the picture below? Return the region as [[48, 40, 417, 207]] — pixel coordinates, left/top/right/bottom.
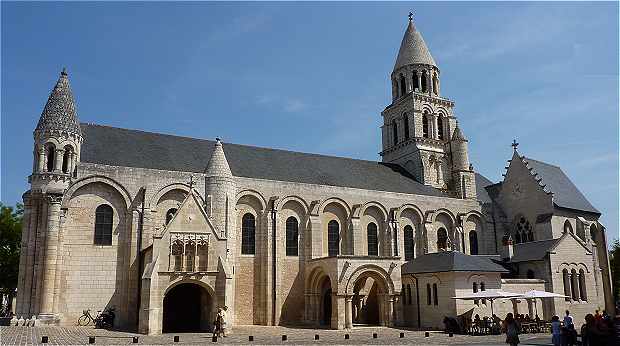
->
[[0, 325, 553, 345]]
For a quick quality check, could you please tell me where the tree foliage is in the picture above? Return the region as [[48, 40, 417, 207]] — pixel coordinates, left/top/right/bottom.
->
[[0, 203, 23, 291], [610, 239, 620, 301]]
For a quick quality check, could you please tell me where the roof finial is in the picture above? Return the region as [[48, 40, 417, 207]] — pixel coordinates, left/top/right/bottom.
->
[[408, 11, 414, 22], [511, 139, 519, 152], [61, 67, 67, 76], [215, 137, 221, 143]]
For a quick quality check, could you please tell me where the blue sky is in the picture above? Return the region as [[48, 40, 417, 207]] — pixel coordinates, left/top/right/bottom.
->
[[2, 2, 618, 242]]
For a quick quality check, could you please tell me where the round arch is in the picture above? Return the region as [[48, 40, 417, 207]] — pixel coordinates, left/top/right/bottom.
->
[[62, 175, 131, 210], [275, 195, 309, 214], [359, 201, 389, 222], [345, 264, 395, 296], [162, 279, 216, 333], [433, 208, 456, 225], [398, 204, 424, 222], [236, 189, 267, 211], [148, 183, 192, 210], [319, 197, 351, 217]]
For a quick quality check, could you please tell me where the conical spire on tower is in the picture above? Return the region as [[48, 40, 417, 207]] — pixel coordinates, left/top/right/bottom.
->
[[35, 68, 82, 137], [205, 138, 233, 178], [393, 16, 436, 71], [451, 123, 467, 141]]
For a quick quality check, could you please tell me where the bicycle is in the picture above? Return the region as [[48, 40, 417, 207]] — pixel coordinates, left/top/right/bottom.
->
[[77, 308, 115, 328], [77, 309, 99, 326]]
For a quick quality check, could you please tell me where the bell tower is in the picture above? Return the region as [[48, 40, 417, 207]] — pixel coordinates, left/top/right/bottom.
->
[[380, 14, 476, 199]]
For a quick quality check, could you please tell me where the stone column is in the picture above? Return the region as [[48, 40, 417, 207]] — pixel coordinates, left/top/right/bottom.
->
[[37, 147, 45, 173], [309, 215, 322, 259], [417, 73, 422, 92], [385, 221, 394, 256], [37, 194, 62, 323], [387, 296, 395, 327], [351, 217, 362, 256], [345, 296, 353, 329], [427, 70, 433, 95], [53, 149, 63, 172]]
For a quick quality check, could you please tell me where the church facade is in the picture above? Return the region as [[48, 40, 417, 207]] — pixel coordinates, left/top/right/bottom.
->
[[14, 17, 613, 334]]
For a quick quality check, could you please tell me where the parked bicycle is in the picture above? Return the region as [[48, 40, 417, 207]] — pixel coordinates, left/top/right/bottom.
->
[[77, 307, 115, 329]]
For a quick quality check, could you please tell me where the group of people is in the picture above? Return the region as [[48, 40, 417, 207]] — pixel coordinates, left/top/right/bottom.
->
[[211, 306, 228, 338]]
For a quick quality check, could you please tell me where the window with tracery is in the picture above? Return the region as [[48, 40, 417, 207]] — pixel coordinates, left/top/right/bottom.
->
[[515, 217, 532, 243]]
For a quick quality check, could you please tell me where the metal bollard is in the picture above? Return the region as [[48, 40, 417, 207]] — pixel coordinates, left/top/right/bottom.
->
[[425, 332, 430, 337], [400, 332, 405, 338], [249, 335, 254, 341], [282, 335, 287, 341], [133, 336, 139, 343], [41, 336, 49, 344], [344, 334, 349, 339], [173, 335, 179, 343], [449, 332, 454, 337], [314, 334, 319, 340], [373, 333, 378, 339], [89, 336, 96, 344], [212, 335, 217, 342]]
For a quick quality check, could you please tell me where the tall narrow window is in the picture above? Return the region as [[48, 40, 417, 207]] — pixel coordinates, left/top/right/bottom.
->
[[437, 228, 448, 250], [469, 231, 479, 255], [403, 115, 410, 140], [241, 213, 256, 255], [422, 113, 430, 138], [166, 208, 178, 225], [46, 145, 55, 172], [393, 225, 399, 256], [94, 204, 113, 245], [404, 225, 415, 261], [421, 72, 428, 93], [399, 74, 407, 96], [578, 269, 587, 301], [412, 71, 419, 90], [62, 149, 70, 173], [328, 220, 340, 256], [367, 222, 378, 256], [407, 284, 412, 305], [437, 116, 444, 140], [433, 283, 438, 305], [563, 269, 571, 301], [571, 269, 578, 300], [286, 216, 299, 256], [393, 121, 398, 145], [426, 284, 431, 305]]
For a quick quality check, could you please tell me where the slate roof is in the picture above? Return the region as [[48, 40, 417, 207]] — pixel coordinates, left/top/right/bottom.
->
[[36, 69, 82, 136], [401, 251, 508, 274], [393, 19, 437, 70], [475, 173, 494, 204], [80, 123, 446, 197], [523, 157, 599, 214], [509, 238, 559, 263]]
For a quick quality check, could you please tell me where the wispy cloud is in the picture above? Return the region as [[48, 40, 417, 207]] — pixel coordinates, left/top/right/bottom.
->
[[576, 153, 619, 167], [255, 93, 307, 113]]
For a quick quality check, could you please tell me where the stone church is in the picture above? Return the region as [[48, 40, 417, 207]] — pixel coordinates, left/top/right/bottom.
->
[[14, 16, 613, 334]]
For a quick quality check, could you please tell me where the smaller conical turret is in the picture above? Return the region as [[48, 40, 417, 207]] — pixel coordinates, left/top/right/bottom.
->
[[451, 124, 467, 142], [451, 123, 470, 171], [393, 17, 437, 71], [204, 138, 236, 239], [35, 68, 82, 138], [205, 138, 233, 178]]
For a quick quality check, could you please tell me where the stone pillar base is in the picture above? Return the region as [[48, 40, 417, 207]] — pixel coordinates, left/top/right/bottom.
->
[[36, 313, 60, 325]]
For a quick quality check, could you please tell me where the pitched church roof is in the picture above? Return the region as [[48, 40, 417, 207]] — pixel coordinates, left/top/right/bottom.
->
[[475, 173, 494, 204], [509, 238, 559, 262], [36, 69, 82, 136], [401, 251, 508, 274], [393, 19, 437, 71], [522, 157, 599, 214], [79, 123, 446, 197]]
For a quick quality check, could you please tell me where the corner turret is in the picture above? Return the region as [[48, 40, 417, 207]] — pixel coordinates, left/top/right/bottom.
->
[[204, 138, 236, 239]]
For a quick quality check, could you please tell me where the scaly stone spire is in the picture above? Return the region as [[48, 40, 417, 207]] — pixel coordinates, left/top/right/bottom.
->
[[393, 17, 437, 71], [451, 123, 467, 141], [35, 68, 82, 137], [205, 138, 233, 178]]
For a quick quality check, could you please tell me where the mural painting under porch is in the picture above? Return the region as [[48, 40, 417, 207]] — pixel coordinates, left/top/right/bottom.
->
[[139, 189, 234, 335], [304, 256, 402, 329]]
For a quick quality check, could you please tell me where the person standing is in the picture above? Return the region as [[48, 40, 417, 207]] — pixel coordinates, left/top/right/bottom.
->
[[551, 316, 561, 346], [220, 306, 228, 337], [562, 310, 575, 346], [212, 308, 222, 338], [502, 313, 521, 346]]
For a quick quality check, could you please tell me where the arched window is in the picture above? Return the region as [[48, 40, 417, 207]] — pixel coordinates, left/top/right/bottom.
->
[[286, 216, 299, 256], [578, 269, 587, 301], [46, 145, 55, 172], [527, 269, 535, 279], [432, 73, 438, 94], [392, 121, 398, 145], [399, 74, 406, 96], [404, 225, 415, 261], [570, 269, 578, 300], [94, 204, 113, 245], [165, 208, 178, 225], [590, 226, 597, 242], [433, 283, 438, 305], [422, 113, 430, 138], [516, 217, 532, 243], [469, 231, 478, 255], [241, 213, 256, 255], [421, 71, 428, 93], [407, 284, 412, 305], [367, 222, 378, 256], [437, 116, 444, 140], [62, 147, 71, 173], [403, 114, 410, 140], [412, 71, 419, 90], [562, 269, 571, 301], [328, 220, 340, 256], [437, 228, 448, 251], [564, 220, 573, 234], [426, 284, 431, 305]]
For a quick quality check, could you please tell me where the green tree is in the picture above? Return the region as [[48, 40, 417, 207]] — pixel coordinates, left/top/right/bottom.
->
[[610, 239, 620, 301], [0, 203, 23, 292]]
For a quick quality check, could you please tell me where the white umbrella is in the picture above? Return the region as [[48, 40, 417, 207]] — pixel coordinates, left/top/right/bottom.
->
[[511, 290, 569, 317], [453, 290, 523, 317]]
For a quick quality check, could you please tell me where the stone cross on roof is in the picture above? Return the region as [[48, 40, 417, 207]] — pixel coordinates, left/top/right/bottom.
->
[[511, 139, 519, 151], [408, 12, 413, 21]]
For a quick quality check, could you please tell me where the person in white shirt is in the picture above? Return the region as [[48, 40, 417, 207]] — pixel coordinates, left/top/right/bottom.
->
[[220, 306, 228, 337]]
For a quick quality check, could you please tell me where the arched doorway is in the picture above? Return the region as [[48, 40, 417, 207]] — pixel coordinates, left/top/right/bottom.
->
[[347, 268, 392, 327], [162, 283, 213, 333], [352, 277, 380, 325]]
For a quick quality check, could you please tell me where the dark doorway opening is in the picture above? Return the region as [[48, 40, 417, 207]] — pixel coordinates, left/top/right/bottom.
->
[[321, 288, 332, 326], [162, 283, 212, 333]]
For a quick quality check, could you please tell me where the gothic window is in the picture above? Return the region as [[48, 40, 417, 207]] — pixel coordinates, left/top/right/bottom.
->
[[437, 116, 444, 140], [241, 213, 256, 255], [166, 208, 178, 225], [570, 269, 578, 300], [328, 220, 340, 256], [437, 227, 448, 251], [367, 222, 378, 256], [403, 114, 410, 140], [407, 284, 412, 305], [578, 269, 587, 301], [562, 269, 571, 301], [286, 216, 299, 256], [46, 144, 55, 172], [421, 71, 428, 93], [404, 225, 415, 261], [433, 283, 438, 305], [527, 269, 535, 279], [399, 74, 407, 96], [426, 284, 432, 305], [393, 121, 398, 145], [412, 71, 419, 90], [469, 230, 479, 255], [515, 217, 532, 243], [94, 204, 113, 246], [422, 112, 430, 138]]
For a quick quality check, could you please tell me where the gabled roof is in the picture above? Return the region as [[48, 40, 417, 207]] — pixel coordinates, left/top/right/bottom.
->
[[393, 19, 437, 71], [475, 173, 494, 204], [36, 69, 82, 136], [522, 157, 599, 214], [509, 238, 559, 262], [401, 251, 508, 274], [80, 123, 445, 197]]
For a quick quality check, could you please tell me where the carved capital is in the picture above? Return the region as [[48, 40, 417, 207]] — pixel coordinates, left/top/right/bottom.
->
[[46, 194, 63, 204]]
